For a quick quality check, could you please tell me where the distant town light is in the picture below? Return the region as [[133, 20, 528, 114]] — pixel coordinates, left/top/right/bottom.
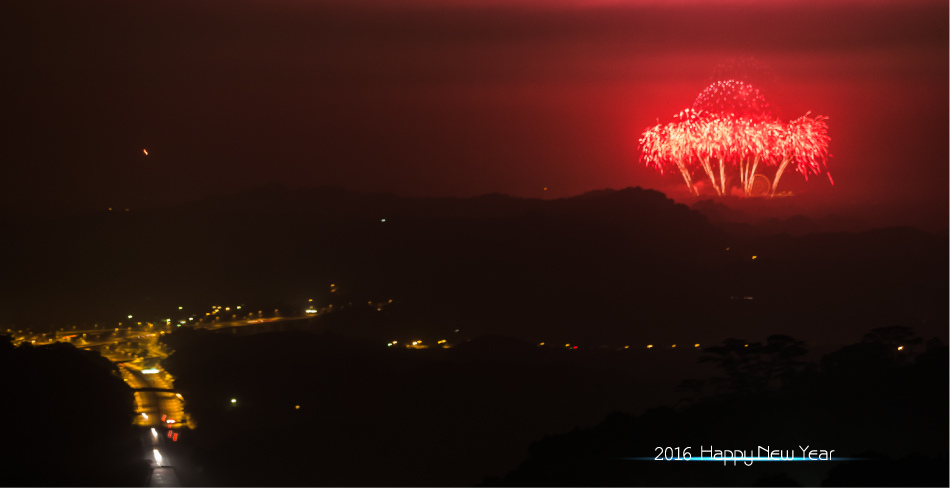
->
[[127, 315, 133, 319], [897, 346, 904, 351], [381, 218, 386, 222], [295, 405, 300, 410], [647, 345, 653, 349], [751, 255, 758, 260], [142, 368, 160, 374], [672, 344, 676, 348], [231, 398, 237, 404], [178, 306, 183, 310]]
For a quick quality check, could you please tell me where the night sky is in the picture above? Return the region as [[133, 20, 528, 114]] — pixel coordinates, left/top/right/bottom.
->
[[3, 0, 947, 222]]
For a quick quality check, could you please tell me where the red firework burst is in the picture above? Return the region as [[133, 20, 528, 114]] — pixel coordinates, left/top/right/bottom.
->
[[639, 80, 830, 197], [693, 80, 772, 122]]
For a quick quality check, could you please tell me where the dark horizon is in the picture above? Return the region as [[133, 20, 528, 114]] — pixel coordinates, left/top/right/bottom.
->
[[3, 181, 947, 237], [2, 184, 946, 351]]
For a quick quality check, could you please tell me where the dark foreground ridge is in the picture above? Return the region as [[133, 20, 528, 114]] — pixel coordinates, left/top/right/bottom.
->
[[0, 337, 149, 486], [154, 325, 947, 486]]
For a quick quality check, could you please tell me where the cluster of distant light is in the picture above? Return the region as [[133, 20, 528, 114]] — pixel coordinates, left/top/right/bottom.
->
[[639, 80, 831, 197], [207, 304, 242, 315], [387, 341, 715, 351], [541, 342, 703, 350], [386, 339, 450, 349]]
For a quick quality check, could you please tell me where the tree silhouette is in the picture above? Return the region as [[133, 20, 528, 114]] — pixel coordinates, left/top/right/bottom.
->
[[698, 334, 807, 395]]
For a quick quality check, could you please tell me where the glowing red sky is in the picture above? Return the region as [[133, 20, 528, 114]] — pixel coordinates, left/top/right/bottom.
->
[[2, 0, 947, 224]]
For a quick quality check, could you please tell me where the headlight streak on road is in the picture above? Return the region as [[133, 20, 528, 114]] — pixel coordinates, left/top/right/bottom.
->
[[87, 313, 312, 444], [153, 449, 163, 465]]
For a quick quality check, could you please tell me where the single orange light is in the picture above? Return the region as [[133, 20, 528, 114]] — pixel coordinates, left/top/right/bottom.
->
[[143, 149, 148, 156]]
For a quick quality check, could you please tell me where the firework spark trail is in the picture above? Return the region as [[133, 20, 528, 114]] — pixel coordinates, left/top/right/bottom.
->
[[771, 113, 830, 195], [638, 80, 830, 197]]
